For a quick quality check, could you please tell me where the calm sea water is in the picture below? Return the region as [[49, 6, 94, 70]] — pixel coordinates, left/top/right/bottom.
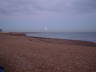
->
[[26, 32, 96, 42]]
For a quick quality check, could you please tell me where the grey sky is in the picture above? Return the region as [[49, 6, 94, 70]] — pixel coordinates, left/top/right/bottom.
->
[[0, 0, 96, 32]]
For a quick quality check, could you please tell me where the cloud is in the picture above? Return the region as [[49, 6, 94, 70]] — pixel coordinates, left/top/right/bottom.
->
[[0, 0, 39, 15], [0, 0, 96, 16], [73, 0, 96, 13]]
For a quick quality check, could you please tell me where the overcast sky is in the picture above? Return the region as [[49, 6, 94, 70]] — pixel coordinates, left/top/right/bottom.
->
[[0, 0, 96, 32]]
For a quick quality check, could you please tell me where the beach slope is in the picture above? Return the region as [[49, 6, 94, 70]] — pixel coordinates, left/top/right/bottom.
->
[[0, 33, 96, 72]]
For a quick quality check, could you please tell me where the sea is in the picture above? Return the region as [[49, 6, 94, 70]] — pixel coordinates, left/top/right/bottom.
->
[[26, 32, 96, 42]]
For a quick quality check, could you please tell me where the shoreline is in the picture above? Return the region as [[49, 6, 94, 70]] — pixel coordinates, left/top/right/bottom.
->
[[0, 32, 96, 47], [1, 32, 96, 43]]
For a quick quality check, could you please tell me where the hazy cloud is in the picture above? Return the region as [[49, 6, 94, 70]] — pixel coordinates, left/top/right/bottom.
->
[[73, 0, 96, 13], [0, 0, 96, 16], [0, 0, 38, 15]]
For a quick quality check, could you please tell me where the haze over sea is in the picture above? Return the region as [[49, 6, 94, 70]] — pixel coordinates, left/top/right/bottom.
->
[[26, 32, 96, 42]]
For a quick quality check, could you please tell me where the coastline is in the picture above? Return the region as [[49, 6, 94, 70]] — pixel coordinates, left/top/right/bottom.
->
[[0, 32, 96, 72]]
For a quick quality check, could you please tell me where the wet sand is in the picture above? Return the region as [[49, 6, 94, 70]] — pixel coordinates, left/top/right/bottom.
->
[[0, 33, 96, 72]]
